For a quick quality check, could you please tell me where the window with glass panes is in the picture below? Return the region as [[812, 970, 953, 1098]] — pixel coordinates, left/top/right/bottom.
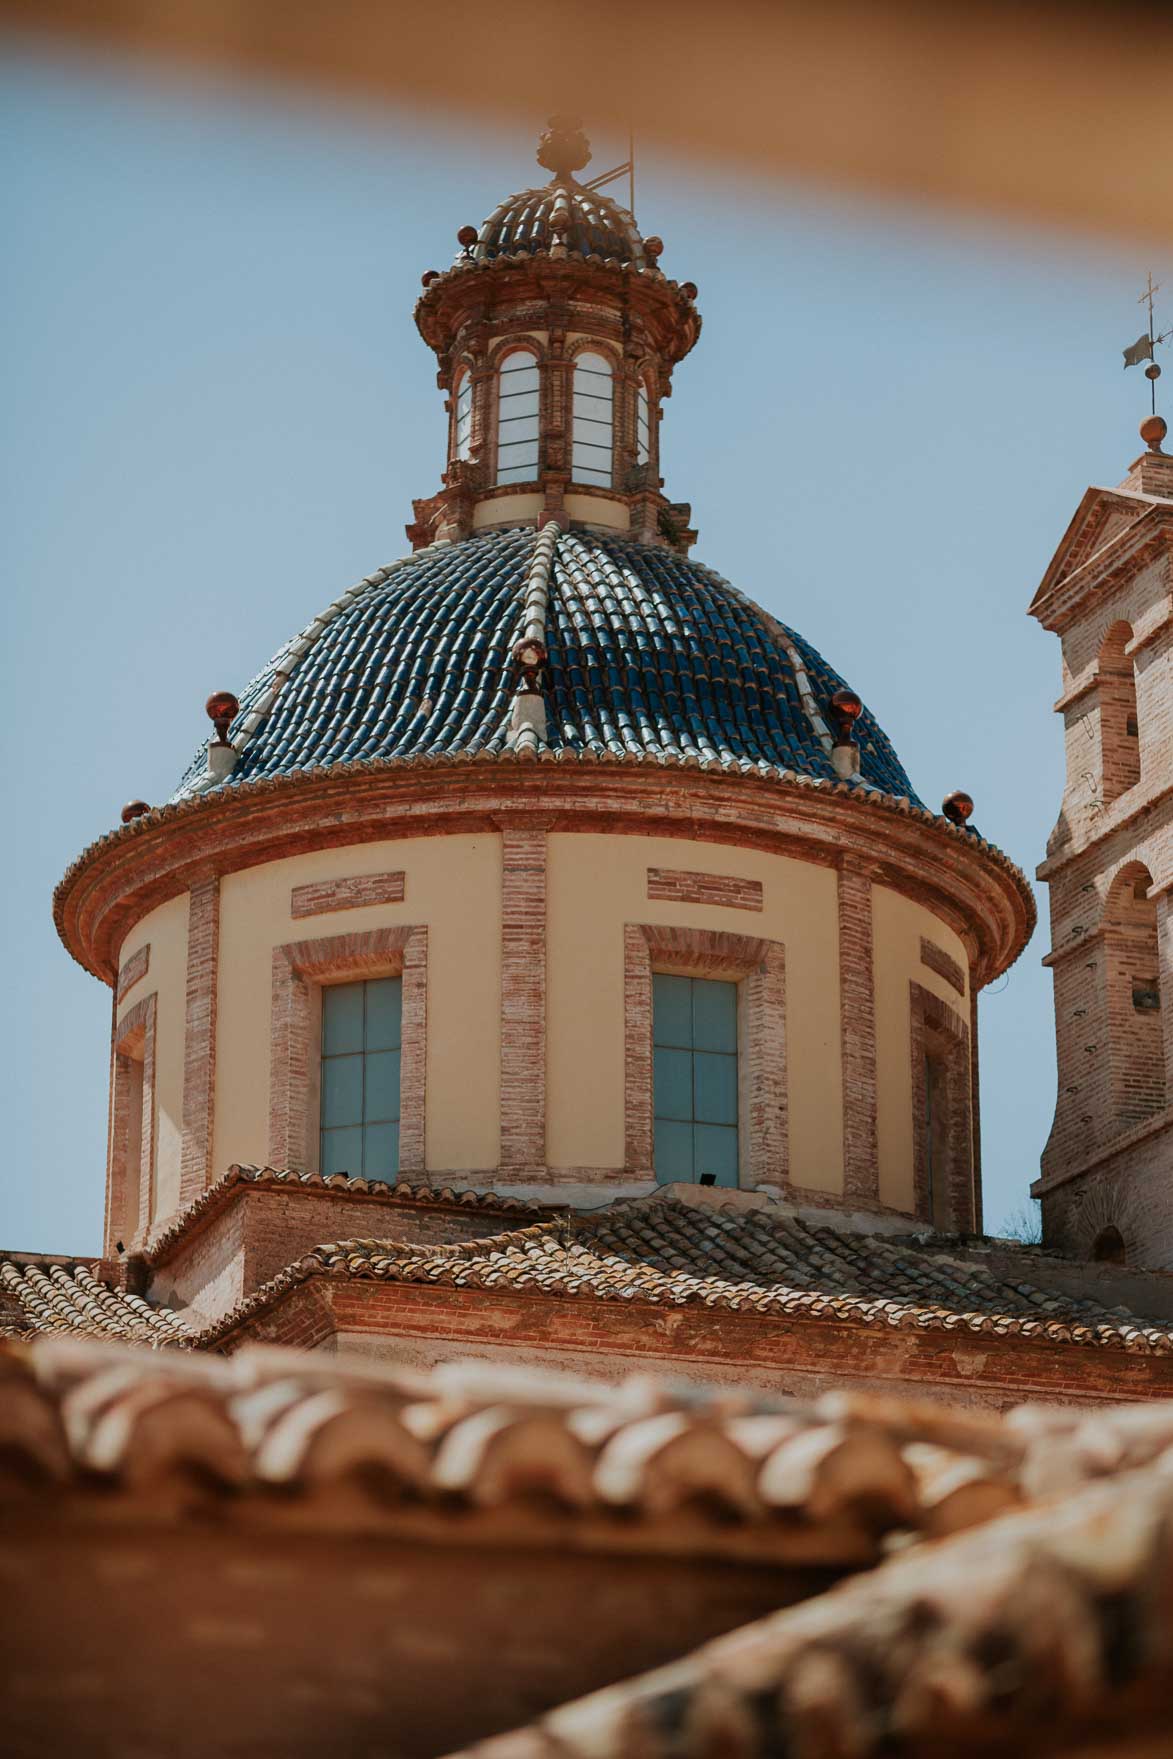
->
[[320, 977, 402, 1178], [652, 974, 739, 1186], [454, 371, 473, 461], [495, 351, 540, 483], [636, 382, 651, 465], [572, 351, 614, 486]]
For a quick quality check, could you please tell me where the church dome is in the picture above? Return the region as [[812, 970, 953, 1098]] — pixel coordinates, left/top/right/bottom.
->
[[173, 524, 917, 801]]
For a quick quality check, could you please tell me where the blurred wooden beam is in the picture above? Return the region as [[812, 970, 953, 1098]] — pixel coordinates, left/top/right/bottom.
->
[[2, 0, 1170, 244]]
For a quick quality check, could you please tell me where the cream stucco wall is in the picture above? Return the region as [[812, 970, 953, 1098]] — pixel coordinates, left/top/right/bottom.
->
[[872, 886, 970, 1212], [473, 493, 544, 531], [213, 835, 502, 1180], [117, 893, 188, 1228], [545, 834, 844, 1191]]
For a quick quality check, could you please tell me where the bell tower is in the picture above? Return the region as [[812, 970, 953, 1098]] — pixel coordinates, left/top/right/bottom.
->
[[1031, 412, 1173, 1267]]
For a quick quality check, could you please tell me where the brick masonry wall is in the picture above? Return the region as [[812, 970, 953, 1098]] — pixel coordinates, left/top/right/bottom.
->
[[149, 1186, 519, 1322], [920, 936, 966, 997], [646, 867, 763, 912], [115, 943, 150, 1002], [107, 992, 157, 1255], [225, 1278, 1173, 1409], [499, 825, 547, 1173], [1043, 1113, 1173, 1270], [2, 1523, 812, 1759], [179, 878, 220, 1208], [290, 871, 405, 918], [839, 863, 878, 1200], [1035, 511, 1173, 1263]]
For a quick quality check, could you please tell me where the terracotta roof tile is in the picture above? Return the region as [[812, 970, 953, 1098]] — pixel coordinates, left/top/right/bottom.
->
[[203, 1199, 1173, 1356], [465, 1427, 1173, 1758], [0, 1259, 191, 1347], [145, 1163, 548, 1263], [0, 1338, 1050, 1558]]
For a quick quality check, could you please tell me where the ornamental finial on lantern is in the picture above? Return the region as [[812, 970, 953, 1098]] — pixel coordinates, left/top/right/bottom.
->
[[536, 115, 591, 184]]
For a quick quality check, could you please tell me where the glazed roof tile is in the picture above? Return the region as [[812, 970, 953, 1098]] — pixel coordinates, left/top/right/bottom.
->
[[203, 1196, 1173, 1356], [0, 1258, 191, 1346], [173, 526, 919, 802], [471, 180, 645, 267]]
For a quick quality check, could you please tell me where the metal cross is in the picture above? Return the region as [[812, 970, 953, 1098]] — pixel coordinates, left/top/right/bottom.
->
[[1136, 272, 1171, 415], [1139, 271, 1162, 325]]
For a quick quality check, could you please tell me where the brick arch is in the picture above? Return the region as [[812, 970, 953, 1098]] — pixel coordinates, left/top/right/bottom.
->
[[1097, 619, 1140, 805], [1101, 860, 1166, 1128]]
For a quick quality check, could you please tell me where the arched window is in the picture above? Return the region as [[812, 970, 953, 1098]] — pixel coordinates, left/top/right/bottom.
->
[[1098, 621, 1140, 804], [636, 382, 651, 466], [573, 352, 614, 487], [495, 351, 540, 484], [1103, 862, 1165, 1127], [453, 370, 473, 462]]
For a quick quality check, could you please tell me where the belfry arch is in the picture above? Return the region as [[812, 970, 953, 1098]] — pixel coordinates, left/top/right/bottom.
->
[[1103, 862, 1165, 1127], [1097, 621, 1141, 805]]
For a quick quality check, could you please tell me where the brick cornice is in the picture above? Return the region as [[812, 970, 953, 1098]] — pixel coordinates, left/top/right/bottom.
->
[[54, 758, 1034, 992], [1032, 1106, 1173, 1199], [1036, 776, 1173, 882]]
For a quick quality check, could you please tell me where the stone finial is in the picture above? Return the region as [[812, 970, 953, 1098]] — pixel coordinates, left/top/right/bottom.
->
[[536, 115, 591, 183], [942, 790, 975, 827], [205, 691, 240, 781], [512, 637, 547, 696], [205, 692, 239, 744], [1140, 413, 1168, 454], [120, 800, 150, 823], [456, 225, 478, 258], [829, 688, 863, 780]]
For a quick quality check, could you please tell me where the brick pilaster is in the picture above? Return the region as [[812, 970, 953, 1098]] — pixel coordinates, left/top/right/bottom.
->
[[970, 984, 983, 1234], [1158, 889, 1173, 1104], [180, 876, 220, 1206], [499, 825, 548, 1174], [838, 859, 878, 1201]]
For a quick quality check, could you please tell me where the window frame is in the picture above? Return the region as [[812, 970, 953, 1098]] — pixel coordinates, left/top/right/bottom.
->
[[652, 972, 741, 1186], [493, 346, 542, 486], [624, 923, 787, 1189], [571, 348, 616, 488], [452, 367, 474, 464], [270, 925, 428, 1176], [107, 990, 158, 1253], [909, 980, 974, 1229], [319, 975, 404, 1180]]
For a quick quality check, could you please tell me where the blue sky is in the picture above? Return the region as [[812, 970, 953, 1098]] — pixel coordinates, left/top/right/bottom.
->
[[1, 43, 1163, 1253]]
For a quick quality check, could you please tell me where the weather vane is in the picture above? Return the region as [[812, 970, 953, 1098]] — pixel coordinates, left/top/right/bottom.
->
[[1123, 272, 1171, 416]]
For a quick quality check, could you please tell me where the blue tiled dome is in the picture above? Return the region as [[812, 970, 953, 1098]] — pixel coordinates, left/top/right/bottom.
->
[[175, 526, 919, 802]]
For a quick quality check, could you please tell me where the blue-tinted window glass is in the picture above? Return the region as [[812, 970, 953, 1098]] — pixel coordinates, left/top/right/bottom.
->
[[652, 974, 739, 1187], [320, 977, 403, 1177], [322, 983, 363, 1055]]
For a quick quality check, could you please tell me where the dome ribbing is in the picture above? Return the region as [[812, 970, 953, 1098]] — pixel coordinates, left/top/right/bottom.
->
[[173, 526, 918, 802]]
